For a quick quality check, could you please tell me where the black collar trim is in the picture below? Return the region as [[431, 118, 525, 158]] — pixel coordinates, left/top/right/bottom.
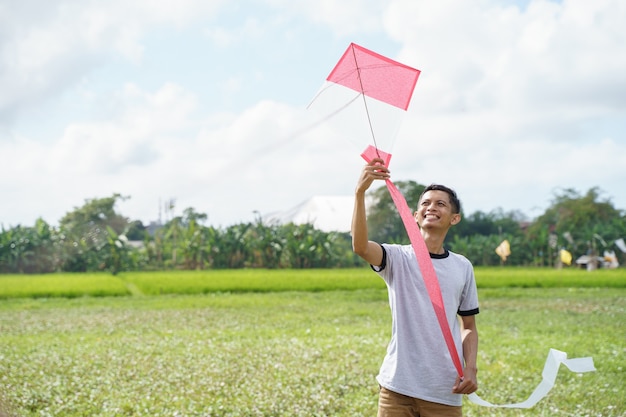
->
[[430, 249, 450, 259]]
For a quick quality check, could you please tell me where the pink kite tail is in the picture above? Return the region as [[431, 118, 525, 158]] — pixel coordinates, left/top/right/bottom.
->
[[361, 145, 464, 379], [384, 179, 464, 379]]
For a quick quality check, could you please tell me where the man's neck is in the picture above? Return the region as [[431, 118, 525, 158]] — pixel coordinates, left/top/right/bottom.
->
[[421, 230, 447, 255]]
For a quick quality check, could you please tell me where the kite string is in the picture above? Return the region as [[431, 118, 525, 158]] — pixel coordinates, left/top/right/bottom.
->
[[350, 44, 380, 159], [291, 92, 362, 145], [237, 92, 364, 167]]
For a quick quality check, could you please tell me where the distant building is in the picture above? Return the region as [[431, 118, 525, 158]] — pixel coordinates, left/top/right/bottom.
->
[[575, 251, 619, 270], [262, 195, 373, 233], [146, 221, 163, 236]]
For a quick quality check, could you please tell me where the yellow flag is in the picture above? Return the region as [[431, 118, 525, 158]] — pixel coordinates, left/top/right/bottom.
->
[[495, 240, 511, 261], [560, 249, 572, 266]]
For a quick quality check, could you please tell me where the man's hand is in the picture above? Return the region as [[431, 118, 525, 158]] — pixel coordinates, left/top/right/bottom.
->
[[355, 158, 390, 194], [452, 367, 478, 395]]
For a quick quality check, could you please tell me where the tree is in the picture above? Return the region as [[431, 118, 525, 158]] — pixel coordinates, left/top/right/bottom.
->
[[102, 226, 131, 275], [180, 207, 208, 227], [282, 223, 334, 268], [526, 187, 625, 262], [448, 208, 526, 240], [179, 219, 211, 270], [367, 180, 426, 244], [210, 223, 252, 268], [249, 215, 286, 268], [0, 219, 59, 273], [60, 194, 129, 234], [2, 186, 622, 273], [126, 220, 148, 241], [58, 194, 131, 272]]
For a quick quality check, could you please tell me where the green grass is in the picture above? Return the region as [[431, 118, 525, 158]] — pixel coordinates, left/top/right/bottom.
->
[[0, 269, 387, 299], [1, 267, 624, 300], [0, 273, 130, 299], [475, 267, 626, 288], [0, 269, 624, 416], [121, 268, 387, 295]]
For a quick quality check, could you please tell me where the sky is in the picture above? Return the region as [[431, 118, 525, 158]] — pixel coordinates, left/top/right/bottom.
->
[[1, 0, 625, 229]]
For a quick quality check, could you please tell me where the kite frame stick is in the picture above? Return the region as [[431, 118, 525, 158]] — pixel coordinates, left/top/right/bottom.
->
[[350, 44, 381, 158]]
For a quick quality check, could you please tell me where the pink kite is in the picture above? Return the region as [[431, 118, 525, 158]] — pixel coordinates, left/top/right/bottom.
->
[[308, 43, 420, 154], [327, 43, 420, 111]]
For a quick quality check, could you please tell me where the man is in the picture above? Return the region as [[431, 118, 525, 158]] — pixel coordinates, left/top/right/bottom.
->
[[352, 158, 479, 417]]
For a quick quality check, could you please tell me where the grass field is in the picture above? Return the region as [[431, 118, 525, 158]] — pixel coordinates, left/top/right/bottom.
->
[[1, 267, 624, 299], [0, 268, 625, 416]]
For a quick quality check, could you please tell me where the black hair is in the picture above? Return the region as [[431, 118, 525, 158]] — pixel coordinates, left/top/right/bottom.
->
[[419, 184, 461, 214]]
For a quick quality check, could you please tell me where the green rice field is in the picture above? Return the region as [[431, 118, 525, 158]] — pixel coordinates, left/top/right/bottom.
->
[[0, 267, 624, 416], [0, 267, 624, 299]]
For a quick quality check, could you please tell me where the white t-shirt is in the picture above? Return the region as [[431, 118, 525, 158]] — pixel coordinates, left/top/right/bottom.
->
[[374, 243, 479, 406]]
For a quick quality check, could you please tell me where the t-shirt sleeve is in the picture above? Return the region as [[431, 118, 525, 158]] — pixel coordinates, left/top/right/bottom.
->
[[458, 261, 479, 316], [369, 243, 387, 272]]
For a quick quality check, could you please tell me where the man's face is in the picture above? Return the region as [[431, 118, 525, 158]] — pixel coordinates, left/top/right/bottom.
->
[[414, 190, 461, 230]]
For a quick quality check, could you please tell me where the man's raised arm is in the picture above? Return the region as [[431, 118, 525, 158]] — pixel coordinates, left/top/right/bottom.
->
[[351, 158, 389, 267]]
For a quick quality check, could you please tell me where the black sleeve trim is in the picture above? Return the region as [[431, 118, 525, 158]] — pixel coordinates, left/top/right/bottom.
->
[[458, 308, 479, 316], [369, 244, 387, 272]]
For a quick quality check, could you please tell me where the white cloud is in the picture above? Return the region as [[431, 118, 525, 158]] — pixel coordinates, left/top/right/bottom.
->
[[266, 0, 387, 35], [0, 0, 226, 124], [371, 0, 626, 216], [1, 0, 624, 229], [0, 82, 200, 226], [203, 16, 266, 48], [386, 0, 626, 117], [0, 77, 359, 227], [45, 83, 196, 175]]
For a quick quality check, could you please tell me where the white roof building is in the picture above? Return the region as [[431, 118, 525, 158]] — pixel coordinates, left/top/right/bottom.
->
[[263, 195, 373, 233]]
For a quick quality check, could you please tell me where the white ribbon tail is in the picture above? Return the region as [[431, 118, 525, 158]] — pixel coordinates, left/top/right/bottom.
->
[[468, 349, 596, 409]]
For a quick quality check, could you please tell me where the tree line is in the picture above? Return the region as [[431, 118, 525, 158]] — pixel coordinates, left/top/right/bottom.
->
[[1, 186, 624, 274]]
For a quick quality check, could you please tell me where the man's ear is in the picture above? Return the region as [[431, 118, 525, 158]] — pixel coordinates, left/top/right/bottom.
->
[[450, 213, 461, 226]]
